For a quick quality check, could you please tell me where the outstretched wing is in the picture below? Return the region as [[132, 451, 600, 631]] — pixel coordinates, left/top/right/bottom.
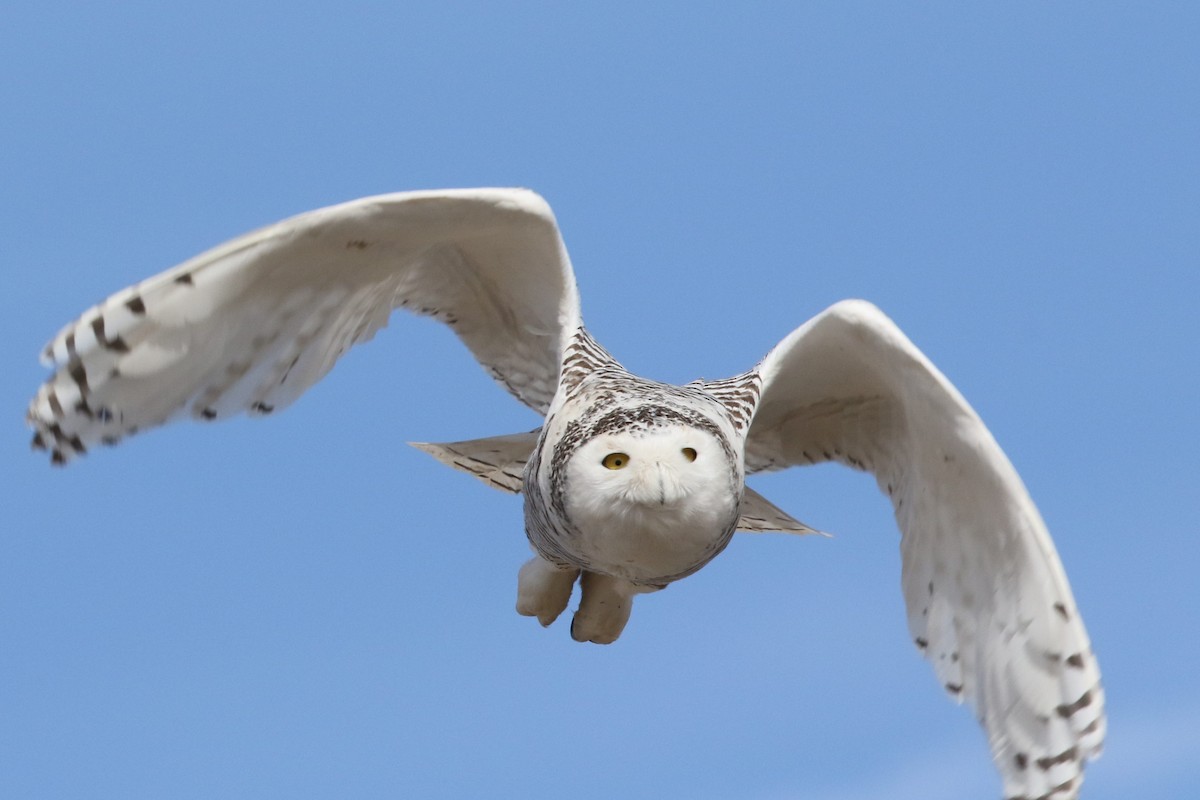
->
[[28, 188, 579, 463], [745, 300, 1104, 800]]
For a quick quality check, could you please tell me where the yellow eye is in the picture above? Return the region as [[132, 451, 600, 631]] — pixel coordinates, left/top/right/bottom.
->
[[682, 447, 697, 462], [602, 452, 630, 470]]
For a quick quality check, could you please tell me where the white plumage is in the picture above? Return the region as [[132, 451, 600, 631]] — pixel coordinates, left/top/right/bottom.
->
[[26, 188, 1104, 799]]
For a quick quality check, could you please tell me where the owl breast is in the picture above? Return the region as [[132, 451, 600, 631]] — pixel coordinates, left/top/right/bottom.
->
[[561, 470, 742, 585]]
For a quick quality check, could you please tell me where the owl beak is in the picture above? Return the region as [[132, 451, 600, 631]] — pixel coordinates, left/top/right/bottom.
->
[[628, 461, 683, 508], [653, 461, 680, 506]]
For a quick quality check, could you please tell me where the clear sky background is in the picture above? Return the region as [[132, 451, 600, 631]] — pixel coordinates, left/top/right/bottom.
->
[[2, 4, 1197, 799]]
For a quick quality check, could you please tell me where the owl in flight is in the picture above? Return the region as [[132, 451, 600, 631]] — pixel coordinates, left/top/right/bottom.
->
[[27, 188, 1104, 799]]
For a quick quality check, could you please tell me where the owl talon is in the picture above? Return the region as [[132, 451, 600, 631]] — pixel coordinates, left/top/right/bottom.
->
[[569, 572, 645, 644], [516, 555, 578, 627]]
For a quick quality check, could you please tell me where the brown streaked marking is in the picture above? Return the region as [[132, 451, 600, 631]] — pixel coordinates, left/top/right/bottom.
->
[[1056, 689, 1093, 719], [31, 432, 47, 451], [1053, 602, 1070, 620], [346, 240, 370, 250], [126, 296, 147, 315], [174, 272, 195, 286], [1036, 746, 1078, 771], [1066, 653, 1085, 669], [1014, 752, 1029, 770], [51, 449, 66, 465], [91, 316, 131, 353], [914, 637, 928, 649], [91, 316, 107, 344], [945, 682, 963, 695], [47, 422, 67, 444], [69, 362, 90, 394], [200, 408, 217, 420], [48, 390, 65, 418]]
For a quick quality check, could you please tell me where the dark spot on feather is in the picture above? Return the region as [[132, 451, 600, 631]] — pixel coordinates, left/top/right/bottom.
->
[[174, 272, 195, 286], [945, 683, 963, 695], [69, 362, 89, 394], [1056, 690, 1093, 719], [73, 399, 94, 419], [200, 408, 217, 420], [126, 296, 147, 315], [101, 435, 120, 446], [68, 435, 85, 454], [108, 336, 130, 353], [1066, 653, 1085, 669], [928, 580, 934, 595], [251, 402, 274, 414], [65, 332, 77, 359], [48, 390, 65, 418], [1054, 602, 1070, 621], [1015, 752, 1029, 770], [51, 449, 66, 465], [31, 432, 47, 451], [1080, 718, 1102, 736], [1036, 746, 1078, 771], [47, 423, 67, 444], [914, 637, 928, 649], [346, 240, 370, 250], [91, 316, 107, 342]]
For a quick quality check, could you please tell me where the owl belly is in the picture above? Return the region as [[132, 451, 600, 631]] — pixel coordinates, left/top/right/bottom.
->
[[560, 491, 740, 585]]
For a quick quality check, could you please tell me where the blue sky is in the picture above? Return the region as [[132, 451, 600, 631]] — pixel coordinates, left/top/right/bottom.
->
[[2, 3, 1197, 798]]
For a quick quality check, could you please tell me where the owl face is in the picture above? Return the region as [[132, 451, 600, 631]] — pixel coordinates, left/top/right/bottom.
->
[[563, 424, 739, 525]]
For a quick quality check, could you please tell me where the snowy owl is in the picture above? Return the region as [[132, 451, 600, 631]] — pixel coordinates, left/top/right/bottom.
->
[[27, 188, 1104, 799]]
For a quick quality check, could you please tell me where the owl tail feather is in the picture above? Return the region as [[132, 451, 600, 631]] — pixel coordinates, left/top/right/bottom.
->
[[736, 487, 827, 536], [409, 430, 541, 494]]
